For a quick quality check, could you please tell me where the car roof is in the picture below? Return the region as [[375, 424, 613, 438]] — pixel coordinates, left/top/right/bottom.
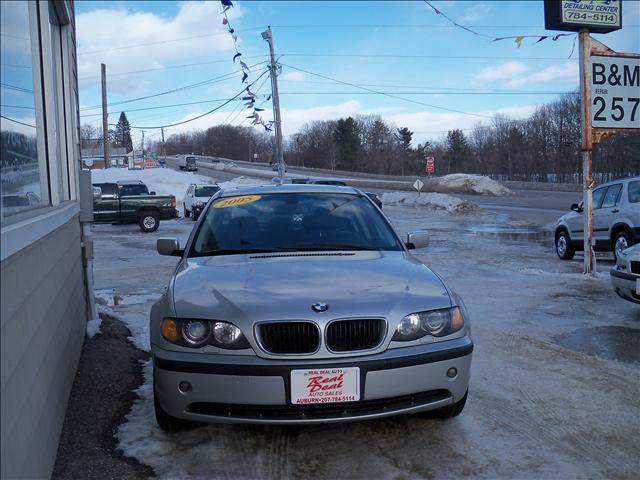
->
[[192, 183, 218, 187], [596, 175, 639, 188], [218, 183, 361, 197], [116, 180, 144, 185]]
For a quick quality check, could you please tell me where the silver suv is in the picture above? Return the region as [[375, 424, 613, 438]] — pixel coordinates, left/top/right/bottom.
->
[[555, 176, 640, 261]]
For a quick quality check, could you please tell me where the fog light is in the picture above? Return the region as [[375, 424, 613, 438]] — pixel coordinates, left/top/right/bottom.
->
[[178, 381, 192, 393], [446, 367, 457, 378]]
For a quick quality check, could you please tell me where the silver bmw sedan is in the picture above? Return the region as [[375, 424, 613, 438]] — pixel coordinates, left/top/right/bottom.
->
[[151, 184, 472, 431]]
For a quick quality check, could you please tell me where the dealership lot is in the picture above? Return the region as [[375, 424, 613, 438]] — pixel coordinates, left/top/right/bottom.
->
[[52, 200, 639, 480]]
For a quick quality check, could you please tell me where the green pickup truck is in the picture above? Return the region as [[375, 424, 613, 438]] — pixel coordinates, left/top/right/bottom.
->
[[92, 180, 178, 232]]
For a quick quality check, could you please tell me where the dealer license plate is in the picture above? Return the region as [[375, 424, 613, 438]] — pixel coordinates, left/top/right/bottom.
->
[[290, 367, 360, 405], [636, 278, 639, 295]]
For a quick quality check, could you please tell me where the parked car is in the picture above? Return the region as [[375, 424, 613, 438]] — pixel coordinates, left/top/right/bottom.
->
[[610, 243, 640, 304], [1, 192, 41, 216], [151, 184, 472, 431], [93, 180, 178, 232], [554, 176, 640, 261], [177, 154, 198, 171], [183, 183, 220, 220], [309, 180, 383, 209]]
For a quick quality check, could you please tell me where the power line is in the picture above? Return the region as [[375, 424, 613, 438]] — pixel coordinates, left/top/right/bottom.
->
[[1, 104, 35, 110], [280, 53, 578, 61], [78, 55, 268, 80], [279, 91, 575, 96], [0, 115, 36, 128], [78, 27, 264, 55], [280, 63, 494, 119], [269, 23, 640, 29], [120, 69, 269, 130], [1, 82, 34, 94], [80, 62, 267, 111]]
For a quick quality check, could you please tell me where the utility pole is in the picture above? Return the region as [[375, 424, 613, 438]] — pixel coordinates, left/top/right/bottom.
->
[[578, 29, 594, 274], [261, 27, 284, 182], [161, 127, 166, 163], [141, 130, 146, 160], [101, 63, 110, 169]]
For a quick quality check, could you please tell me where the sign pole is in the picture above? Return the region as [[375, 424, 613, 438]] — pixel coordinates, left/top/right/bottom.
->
[[578, 29, 595, 275]]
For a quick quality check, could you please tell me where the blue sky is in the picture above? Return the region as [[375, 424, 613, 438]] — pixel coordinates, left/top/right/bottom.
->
[[75, 0, 639, 146]]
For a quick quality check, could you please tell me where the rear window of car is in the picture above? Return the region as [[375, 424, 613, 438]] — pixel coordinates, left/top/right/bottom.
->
[[190, 192, 402, 256], [119, 184, 149, 196], [195, 186, 219, 197], [628, 181, 640, 203], [186, 156, 196, 162]]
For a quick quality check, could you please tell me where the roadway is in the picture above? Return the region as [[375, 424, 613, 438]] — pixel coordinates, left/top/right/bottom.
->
[[163, 156, 578, 225]]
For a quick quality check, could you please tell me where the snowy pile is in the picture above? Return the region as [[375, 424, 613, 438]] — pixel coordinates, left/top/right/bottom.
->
[[382, 191, 479, 213], [432, 174, 511, 196]]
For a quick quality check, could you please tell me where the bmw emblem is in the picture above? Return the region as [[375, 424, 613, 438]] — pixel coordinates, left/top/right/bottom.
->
[[311, 302, 329, 313]]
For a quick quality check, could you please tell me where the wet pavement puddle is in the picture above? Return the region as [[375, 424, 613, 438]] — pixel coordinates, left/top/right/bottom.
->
[[552, 326, 640, 364]]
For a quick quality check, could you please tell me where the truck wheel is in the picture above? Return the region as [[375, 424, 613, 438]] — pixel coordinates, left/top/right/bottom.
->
[[184, 206, 190, 218], [139, 212, 159, 232], [555, 231, 575, 260]]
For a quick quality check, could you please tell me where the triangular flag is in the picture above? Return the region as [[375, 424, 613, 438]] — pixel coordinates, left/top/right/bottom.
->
[[221, 0, 233, 6], [254, 107, 265, 112], [515, 36, 524, 48], [233, 52, 242, 62], [535, 36, 548, 44], [222, 18, 228, 25], [228, 27, 235, 34], [552, 34, 562, 41], [240, 60, 249, 71], [241, 72, 248, 83]]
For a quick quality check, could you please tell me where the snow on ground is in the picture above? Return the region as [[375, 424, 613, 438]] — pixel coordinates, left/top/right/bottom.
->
[[85, 318, 102, 338], [90, 167, 266, 216], [382, 191, 479, 213], [434, 173, 511, 196], [89, 207, 639, 479]]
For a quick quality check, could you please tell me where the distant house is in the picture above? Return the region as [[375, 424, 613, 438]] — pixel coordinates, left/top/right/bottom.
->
[[81, 146, 128, 169]]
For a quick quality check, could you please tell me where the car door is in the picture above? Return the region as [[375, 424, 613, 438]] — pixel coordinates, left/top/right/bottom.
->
[[594, 183, 623, 247], [566, 187, 606, 241], [93, 183, 119, 222], [119, 184, 148, 221]]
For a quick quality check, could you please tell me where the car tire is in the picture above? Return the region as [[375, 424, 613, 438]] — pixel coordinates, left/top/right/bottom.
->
[[139, 211, 159, 232], [193, 211, 199, 221], [417, 390, 468, 420], [555, 231, 575, 260], [612, 230, 631, 261], [184, 206, 190, 218], [153, 383, 195, 433], [179, 166, 184, 171]]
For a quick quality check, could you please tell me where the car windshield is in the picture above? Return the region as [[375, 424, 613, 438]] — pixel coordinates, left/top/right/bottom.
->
[[190, 192, 402, 256], [195, 186, 219, 197], [119, 184, 148, 196]]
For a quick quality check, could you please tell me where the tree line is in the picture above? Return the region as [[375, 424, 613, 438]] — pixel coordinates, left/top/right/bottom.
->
[[83, 93, 639, 182]]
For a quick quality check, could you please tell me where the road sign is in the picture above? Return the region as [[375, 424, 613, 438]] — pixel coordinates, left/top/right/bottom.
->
[[591, 55, 640, 129], [544, 0, 622, 34], [413, 179, 424, 192], [425, 156, 435, 174]]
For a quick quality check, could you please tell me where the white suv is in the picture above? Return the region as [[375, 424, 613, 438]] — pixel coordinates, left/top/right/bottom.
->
[[183, 184, 220, 220], [555, 176, 640, 261]]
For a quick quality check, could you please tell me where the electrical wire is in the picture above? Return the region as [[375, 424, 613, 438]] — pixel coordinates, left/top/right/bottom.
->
[[280, 91, 574, 96], [280, 53, 578, 61], [280, 63, 494, 119], [121, 68, 269, 130], [0, 114, 36, 128], [1, 82, 34, 94]]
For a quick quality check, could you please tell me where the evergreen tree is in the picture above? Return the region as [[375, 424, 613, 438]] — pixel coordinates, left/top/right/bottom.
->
[[115, 112, 133, 152], [445, 129, 471, 173], [333, 117, 361, 170]]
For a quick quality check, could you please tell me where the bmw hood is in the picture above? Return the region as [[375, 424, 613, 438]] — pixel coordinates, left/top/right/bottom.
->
[[171, 251, 452, 323]]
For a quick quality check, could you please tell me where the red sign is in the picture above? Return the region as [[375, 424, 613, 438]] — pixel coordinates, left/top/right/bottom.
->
[[425, 156, 435, 174]]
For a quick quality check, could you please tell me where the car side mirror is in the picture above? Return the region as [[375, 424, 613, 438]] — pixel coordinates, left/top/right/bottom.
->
[[157, 238, 182, 256], [406, 231, 429, 250], [149, 191, 156, 195], [93, 186, 102, 201], [571, 202, 582, 213]]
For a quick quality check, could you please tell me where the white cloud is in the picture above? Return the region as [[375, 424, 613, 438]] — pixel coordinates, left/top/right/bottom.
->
[[505, 63, 578, 87], [281, 72, 305, 82], [76, 2, 242, 93], [473, 62, 531, 85], [473, 61, 579, 88], [459, 3, 492, 23]]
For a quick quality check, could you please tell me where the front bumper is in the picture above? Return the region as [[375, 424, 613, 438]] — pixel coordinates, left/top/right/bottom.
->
[[153, 336, 473, 424], [610, 268, 640, 304]]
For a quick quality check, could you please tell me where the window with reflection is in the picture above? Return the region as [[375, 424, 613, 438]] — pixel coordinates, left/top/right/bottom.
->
[[1, 1, 45, 222]]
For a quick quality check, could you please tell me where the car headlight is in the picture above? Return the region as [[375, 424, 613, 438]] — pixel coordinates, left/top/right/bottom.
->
[[392, 307, 465, 341], [161, 318, 250, 349]]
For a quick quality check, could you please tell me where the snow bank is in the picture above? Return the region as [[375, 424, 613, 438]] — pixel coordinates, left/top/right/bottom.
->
[[382, 191, 479, 213], [434, 174, 511, 196], [86, 318, 102, 338]]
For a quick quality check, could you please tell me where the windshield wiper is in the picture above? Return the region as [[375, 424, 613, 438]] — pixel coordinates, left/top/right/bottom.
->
[[190, 248, 294, 257], [278, 243, 380, 251]]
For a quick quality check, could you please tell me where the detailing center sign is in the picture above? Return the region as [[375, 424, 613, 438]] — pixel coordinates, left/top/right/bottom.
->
[[544, 1, 622, 34], [591, 55, 640, 129]]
